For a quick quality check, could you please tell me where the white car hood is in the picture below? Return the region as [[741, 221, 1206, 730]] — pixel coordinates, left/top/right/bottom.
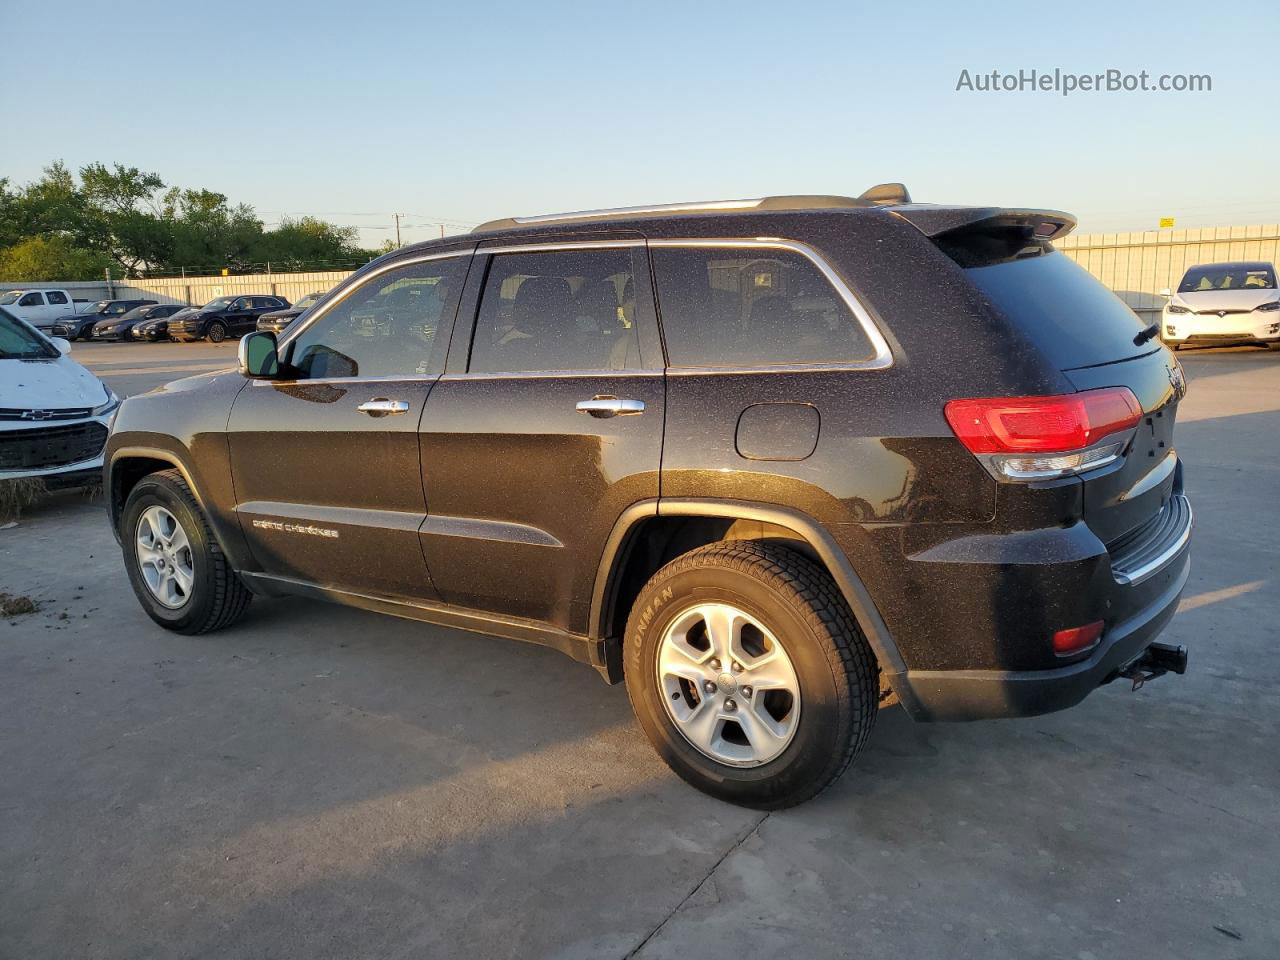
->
[[0, 355, 110, 410], [1172, 288, 1280, 312]]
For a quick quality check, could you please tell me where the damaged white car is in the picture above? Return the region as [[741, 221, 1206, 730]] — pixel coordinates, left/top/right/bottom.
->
[[0, 306, 118, 488]]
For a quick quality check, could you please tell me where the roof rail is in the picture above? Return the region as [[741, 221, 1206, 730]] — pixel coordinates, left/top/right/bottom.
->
[[471, 185, 912, 233]]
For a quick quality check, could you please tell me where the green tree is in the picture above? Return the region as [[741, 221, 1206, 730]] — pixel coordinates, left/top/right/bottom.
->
[[0, 235, 115, 281]]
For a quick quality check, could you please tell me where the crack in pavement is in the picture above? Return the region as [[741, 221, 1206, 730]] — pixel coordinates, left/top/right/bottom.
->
[[622, 811, 770, 960]]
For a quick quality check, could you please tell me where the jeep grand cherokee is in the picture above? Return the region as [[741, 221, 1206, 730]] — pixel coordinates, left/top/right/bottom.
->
[[104, 185, 1192, 808]]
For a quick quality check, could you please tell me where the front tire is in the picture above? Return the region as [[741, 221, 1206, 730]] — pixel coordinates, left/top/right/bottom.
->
[[121, 469, 251, 634], [206, 321, 228, 343], [624, 540, 879, 809]]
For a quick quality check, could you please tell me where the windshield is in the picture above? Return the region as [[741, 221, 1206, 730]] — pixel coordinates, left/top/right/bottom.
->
[[0, 308, 58, 359], [201, 297, 234, 312], [102, 303, 132, 316], [0, 292, 21, 305], [295, 294, 320, 310], [1178, 264, 1277, 292]]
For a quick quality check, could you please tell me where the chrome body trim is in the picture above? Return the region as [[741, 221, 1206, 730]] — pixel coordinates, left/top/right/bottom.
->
[[477, 240, 646, 253], [1112, 496, 1193, 587]]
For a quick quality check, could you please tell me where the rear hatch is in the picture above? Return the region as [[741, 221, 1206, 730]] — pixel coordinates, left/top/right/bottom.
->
[[935, 216, 1185, 546]]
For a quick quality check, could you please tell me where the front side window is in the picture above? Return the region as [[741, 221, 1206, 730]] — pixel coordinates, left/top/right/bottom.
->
[[468, 248, 642, 374], [651, 246, 875, 367], [18, 292, 44, 307], [287, 256, 465, 379]]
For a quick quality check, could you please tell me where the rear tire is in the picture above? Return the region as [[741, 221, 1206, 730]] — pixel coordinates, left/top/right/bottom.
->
[[121, 469, 252, 634], [624, 540, 879, 809], [206, 321, 228, 343]]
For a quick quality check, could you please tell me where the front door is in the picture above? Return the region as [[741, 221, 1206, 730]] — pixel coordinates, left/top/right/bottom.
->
[[418, 240, 666, 633], [227, 250, 471, 600]]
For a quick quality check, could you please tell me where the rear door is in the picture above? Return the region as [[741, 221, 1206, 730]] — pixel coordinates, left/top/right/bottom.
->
[[227, 250, 471, 599], [961, 248, 1184, 543], [418, 239, 665, 632]]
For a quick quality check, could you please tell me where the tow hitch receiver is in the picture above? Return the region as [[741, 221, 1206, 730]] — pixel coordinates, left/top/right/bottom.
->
[[1118, 641, 1189, 691]]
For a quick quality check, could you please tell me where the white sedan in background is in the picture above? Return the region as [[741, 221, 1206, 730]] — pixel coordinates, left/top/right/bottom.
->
[[1162, 261, 1280, 350], [0, 306, 119, 487]]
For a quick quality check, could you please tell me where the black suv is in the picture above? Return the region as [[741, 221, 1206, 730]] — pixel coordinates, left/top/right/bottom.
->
[[167, 294, 291, 342], [47, 299, 158, 340], [104, 186, 1192, 808]]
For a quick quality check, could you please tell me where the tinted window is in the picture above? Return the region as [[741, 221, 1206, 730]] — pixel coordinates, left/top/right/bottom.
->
[[47, 291, 68, 305], [288, 256, 465, 379], [963, 249, 1150, 369], [1178, 263, 1276, 292], [468, 249, 642, 374], [18, 293, 44, 307], [652, 247, 874, 367]]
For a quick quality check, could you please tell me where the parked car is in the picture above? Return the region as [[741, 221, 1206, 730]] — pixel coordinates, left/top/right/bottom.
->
[[41, 299, 158, 341], [1, 307, 119, 488], [0, 288, 88, 327], [133, 306, 197, 342], [256, 291, 324, 335], [91, 303, 188, 342], [105, 187, 1192, 808], [1161, 261, 1280, 350], [167, 295, 291, 343]]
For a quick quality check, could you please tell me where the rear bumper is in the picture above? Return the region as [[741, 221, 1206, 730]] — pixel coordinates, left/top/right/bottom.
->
[[900, 547, 1189, 720]]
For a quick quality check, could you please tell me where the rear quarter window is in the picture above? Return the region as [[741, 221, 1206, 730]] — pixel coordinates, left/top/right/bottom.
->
[[651, 246, 876, 367], [959, 248, 1150, 370]]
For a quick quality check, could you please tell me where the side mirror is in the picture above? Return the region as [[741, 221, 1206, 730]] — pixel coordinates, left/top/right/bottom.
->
[[1159, 288, 1172, 298], [238, 331, 281, 378], [51, 337, 71, 355]]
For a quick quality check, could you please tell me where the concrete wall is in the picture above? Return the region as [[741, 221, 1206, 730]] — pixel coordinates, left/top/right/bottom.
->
[[5, 223, 1279, 322]]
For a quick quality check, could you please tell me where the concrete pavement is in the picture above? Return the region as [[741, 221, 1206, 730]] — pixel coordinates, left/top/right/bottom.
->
[[2, 344, 1278, 959]]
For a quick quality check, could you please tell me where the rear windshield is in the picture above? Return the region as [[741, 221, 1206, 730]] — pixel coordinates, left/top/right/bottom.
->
[[1178, 264, 1276, 292], [959, 247, 1150, 370]]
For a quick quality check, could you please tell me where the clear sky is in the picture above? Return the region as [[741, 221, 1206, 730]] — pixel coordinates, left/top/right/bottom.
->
[[4, 0, 1277, 248]]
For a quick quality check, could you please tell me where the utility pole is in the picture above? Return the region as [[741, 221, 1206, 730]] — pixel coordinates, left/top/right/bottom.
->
[[440, 224, 445, 239], [393, 213, 403, 248]]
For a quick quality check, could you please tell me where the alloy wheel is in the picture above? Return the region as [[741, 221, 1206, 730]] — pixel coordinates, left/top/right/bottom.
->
[[656, 602, 801, 766], [135, 505, 195, 609]]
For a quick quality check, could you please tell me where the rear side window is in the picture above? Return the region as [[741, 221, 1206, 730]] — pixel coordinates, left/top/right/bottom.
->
[[469, 248, 643, 373], [651, 247, 875, 367], [46, 291, 68, 305], [959, 248, 1149, 370]]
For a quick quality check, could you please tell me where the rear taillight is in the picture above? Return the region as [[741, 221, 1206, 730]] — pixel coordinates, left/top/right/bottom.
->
[[1053, 621, 1104, 657], [945, 387, 1142, 482]]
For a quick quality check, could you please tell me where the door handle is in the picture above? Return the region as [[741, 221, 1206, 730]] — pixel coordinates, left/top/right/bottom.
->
[[575, 396, 645, 418], [357, 398, 410, 416]]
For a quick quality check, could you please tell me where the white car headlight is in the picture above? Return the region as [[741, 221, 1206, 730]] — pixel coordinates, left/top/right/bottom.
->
[[92, 390, 120, 417]]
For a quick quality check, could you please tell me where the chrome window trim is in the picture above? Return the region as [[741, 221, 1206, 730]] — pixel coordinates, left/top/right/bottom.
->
[[439, 369, 663, 382], [252, 374, 437, 386], [648, 237, 894, 371], [275, 248, 473, 353]]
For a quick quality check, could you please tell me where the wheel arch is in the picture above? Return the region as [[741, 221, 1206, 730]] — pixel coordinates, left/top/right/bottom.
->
[[590, 498, 915, 709], [108, 446, 211, 541]]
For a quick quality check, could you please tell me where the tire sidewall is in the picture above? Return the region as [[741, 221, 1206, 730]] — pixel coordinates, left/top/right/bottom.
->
[[626, 562, 849, 807], [121, 476, 219, 631], [207, 321, 226, 343]]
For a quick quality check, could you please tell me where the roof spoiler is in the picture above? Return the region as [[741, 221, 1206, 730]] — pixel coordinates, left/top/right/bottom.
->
[[890, 205, 1077, 241]]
